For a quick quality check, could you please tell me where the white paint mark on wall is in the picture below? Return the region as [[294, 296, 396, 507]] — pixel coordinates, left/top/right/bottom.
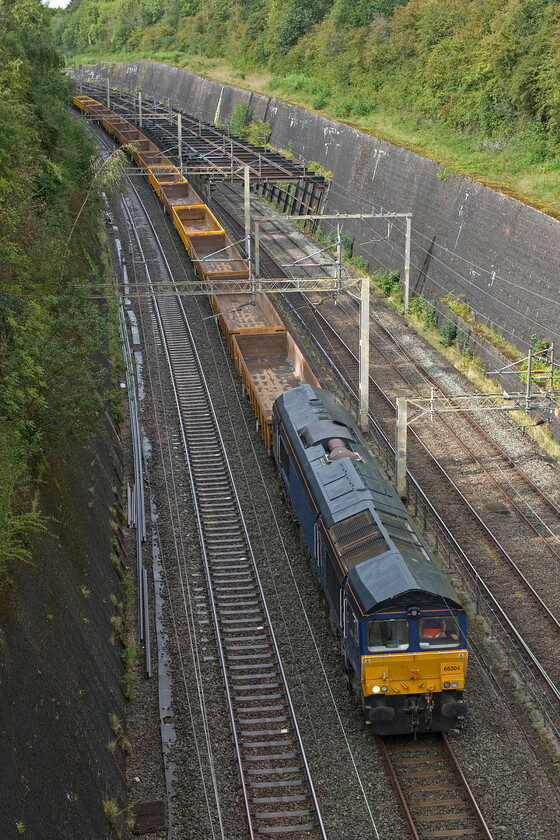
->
[[371, 149, 386, 183], [454, 192, 470, 249], [214, 86, 224, 126]]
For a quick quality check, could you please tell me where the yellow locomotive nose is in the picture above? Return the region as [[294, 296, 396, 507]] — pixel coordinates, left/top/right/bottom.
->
[[362, 650, 467, 697]]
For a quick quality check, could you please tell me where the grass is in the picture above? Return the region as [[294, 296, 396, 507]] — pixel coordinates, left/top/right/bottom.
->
[[102, 799, 122, 840]]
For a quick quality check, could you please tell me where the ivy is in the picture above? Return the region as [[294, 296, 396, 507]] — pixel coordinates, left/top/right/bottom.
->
[[0, 0, 117, 575]]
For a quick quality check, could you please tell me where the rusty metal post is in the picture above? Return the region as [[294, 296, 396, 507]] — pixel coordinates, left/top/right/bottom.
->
[[177, 113, 183, 177], [244, 167, 254, 303], [525, 347, 532, 412], [254, 220, 260, 280]]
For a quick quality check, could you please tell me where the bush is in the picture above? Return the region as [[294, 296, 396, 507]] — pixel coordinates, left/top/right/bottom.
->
[[229, 101, 252, 137], [408, 295, 426, 317], [372, 269, 400, 298], [333, 96, 376, 118], [247, 118, 271, 146], [425, 302, 437, 330], [531, 333, 550, 354], [440, 318, 458, 346], [352, 255, 369, 273]]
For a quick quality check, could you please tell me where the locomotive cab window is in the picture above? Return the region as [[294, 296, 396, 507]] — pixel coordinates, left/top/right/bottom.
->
[[418, 616, 461, 648], [367, 618, 409, 652]]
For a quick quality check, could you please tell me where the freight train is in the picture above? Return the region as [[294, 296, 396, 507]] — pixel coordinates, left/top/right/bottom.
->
[[74, 92, 467, 735]]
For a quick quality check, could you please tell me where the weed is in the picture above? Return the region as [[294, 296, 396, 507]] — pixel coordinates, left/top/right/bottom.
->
[[111, 613, 124, 638], [426, 303, 437, 330], [108, 712, 133, 756], [102, 799, 122, 840], [122, 640, 138, 700], [437, 166, 455, 182], [350, 255, 369, 274], [531, 333, 550, 354]]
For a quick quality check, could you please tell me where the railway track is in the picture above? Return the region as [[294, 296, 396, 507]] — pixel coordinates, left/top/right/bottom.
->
[[343, 296, 560, 554], [154, 291, 326, 839], [104, 139, 328, 837], [288, 294, 560, 682], [377, 734, 492, 840]]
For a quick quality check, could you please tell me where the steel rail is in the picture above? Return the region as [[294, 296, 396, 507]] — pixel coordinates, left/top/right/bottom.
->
[[442, 734, 494, 839], [116, 227, 150, 673], [298, 295, 560, 631], [283, 295, 560, 729], [118, 172, 327, 840], [377, 734, 494, 840], [79, 82, 316, 182]]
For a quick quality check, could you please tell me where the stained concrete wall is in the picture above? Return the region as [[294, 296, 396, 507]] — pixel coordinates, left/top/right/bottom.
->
[[0, 431, 127, 839], [79, 61, 560, 352]]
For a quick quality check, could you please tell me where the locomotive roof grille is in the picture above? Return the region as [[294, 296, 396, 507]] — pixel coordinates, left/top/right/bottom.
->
[[330, 510, 388, 569], [378, 510, 431, 563]]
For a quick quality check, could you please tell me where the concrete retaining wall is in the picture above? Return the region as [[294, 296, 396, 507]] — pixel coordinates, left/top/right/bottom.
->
[[78, 61, 560, 353]]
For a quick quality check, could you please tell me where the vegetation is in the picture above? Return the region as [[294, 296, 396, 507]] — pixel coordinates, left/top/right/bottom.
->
[[54, 0, 560, 215], [383, 286, 560, 459], [0, 0, 118, 576], [229, 101, 252, 138]]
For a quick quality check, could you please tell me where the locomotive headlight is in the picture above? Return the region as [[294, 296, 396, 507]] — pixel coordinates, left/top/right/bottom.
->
[[381, 686, 388, 692], [443, 681, 451, 689], [452, 681, 459, 688], [372, 685, 381, 694]]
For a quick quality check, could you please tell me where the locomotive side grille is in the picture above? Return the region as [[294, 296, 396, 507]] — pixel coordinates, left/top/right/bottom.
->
[[330, 510, 388, 569]]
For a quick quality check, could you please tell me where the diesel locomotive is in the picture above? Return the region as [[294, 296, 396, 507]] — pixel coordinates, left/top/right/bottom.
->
[[273, 385, 467, 736]]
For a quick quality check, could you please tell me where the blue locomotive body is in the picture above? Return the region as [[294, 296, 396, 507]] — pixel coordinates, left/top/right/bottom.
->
[[273, 385, 467, 736]]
